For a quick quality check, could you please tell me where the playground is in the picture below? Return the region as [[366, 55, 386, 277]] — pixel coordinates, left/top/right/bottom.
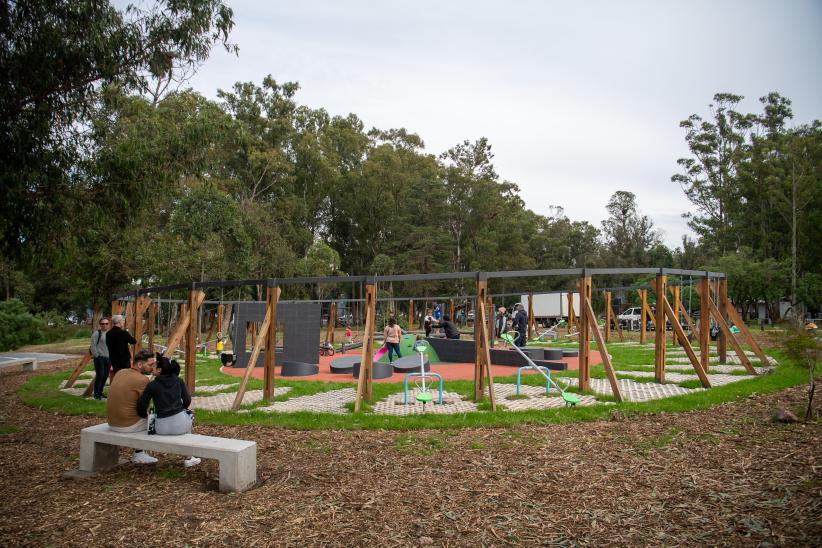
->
[[46, 268, 785, 419], [2, 267, 819, 545]]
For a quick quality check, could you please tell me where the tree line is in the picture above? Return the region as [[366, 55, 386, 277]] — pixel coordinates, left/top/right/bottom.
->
[[1, 1, 819, 322]]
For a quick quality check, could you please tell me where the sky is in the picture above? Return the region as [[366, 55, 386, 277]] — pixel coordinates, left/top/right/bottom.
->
[[145, 0, 822, 248]]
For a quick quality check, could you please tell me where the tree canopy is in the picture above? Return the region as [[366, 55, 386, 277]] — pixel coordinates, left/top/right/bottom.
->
[[2, 3, 820, 321]]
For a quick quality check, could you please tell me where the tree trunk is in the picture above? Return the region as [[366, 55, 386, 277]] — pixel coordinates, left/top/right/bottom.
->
[[791, 159, 797, 306]]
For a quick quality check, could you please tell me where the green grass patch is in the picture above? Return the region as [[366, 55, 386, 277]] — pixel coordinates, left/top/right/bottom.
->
[[0, 424, 19, 435], [158, 468, 185, 480]]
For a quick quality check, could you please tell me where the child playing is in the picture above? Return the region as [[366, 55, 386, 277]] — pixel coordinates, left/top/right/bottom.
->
[[137, 354, 200, 467], [345, 324, 353, 345], [384, 317, 402, 363]]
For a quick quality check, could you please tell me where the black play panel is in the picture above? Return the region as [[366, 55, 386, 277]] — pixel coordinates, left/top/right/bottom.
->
[[232, 302, 321, 368], [425, 337, 567, 371]]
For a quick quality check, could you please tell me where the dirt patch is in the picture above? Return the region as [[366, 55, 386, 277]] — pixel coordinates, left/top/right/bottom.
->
[[0, 364, 819, 546]]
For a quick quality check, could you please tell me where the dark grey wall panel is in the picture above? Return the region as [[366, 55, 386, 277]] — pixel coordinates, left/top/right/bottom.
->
[[232, 302, 320, 368]]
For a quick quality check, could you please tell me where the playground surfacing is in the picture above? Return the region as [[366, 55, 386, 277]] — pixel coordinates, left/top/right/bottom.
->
[[217, 348, 594, 384]]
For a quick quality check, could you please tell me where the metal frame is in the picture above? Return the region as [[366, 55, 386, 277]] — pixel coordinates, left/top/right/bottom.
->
[[114, 269, 726, 300]]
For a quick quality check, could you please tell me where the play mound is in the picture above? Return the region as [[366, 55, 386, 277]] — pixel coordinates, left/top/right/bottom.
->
[[353, 361, 393, 380], [392, 355, 431, 374], [330, 356, 359, 375], [281, 361, 319, 377]]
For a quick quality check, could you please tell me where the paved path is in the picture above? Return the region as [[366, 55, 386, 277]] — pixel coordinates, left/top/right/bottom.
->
[[252, 388, 355, 414], [0, 352, 74, 363]]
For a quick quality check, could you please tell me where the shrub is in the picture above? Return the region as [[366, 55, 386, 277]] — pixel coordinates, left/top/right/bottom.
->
[[0, 299, 46, 351]]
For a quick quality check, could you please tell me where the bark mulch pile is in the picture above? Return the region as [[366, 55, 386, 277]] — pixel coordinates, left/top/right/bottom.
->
[[0, 360, 819, 546]]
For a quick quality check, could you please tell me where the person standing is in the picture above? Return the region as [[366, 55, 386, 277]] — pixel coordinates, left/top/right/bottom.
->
[[384, 317, 403, 363], [106, 314, 137, 376], [106, 349, 158, 464], [512, 303, 528, 347], [423, 308, 434, 337], [89, 317, 111, 400], [495, 307, 508, 338]]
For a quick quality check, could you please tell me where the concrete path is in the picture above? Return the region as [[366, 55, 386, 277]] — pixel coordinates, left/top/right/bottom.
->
[[0, 352, 74, 363]]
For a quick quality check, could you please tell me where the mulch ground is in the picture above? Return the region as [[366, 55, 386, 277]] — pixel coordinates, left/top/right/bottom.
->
[[0, 359, 819, 547]]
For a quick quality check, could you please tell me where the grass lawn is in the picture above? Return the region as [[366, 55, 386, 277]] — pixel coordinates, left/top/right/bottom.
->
[[18, 338, 808, 431]]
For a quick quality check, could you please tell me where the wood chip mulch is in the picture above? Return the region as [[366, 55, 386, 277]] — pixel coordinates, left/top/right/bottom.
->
[[0, 359, 819, 547]]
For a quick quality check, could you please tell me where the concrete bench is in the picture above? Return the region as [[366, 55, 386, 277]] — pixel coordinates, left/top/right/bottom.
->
[[78, 423, 256, 493], [0, 357, 37, 374]]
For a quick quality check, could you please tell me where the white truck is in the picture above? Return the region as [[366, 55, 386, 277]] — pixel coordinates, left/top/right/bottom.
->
[[520, 292, 579, 327]]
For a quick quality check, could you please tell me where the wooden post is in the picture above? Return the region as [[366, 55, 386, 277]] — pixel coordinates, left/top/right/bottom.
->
[[671, 285, 681, 346], [185, 289, 199, 392], [449, 299, 455, 322], [221, 304, 232, 336], [715, 285, 770, 366], [696, 283, 757, 375], [639, 289, 647, 344], [577, 276, 592, 391], [65, 352, 93, 388], [700, 277, 710, 372], [486, 296, 494, 348], [604, 291, 612, 343], [716, 279, 727, 364], [473, 276, 496, 409], [475, 280, 486, 396], [163, 292, 205, 358], [583, 299, 622, 402], [661, 292, 711, 387], [641, 292, 656, 330], [232, 306, 272, 411], [567, 292, 576, 327], [125, 301, 135, 334], [147, 302, 156, 353], [408, 300, 414, 332], [527, 293, 535, 341], [133, 295, 151, 354], [204, 308, 218, 346], [611, 307, 625, 342], [654, 274, 667, 383], [354, 282, 377, 411], [264, 284, 280, 400]]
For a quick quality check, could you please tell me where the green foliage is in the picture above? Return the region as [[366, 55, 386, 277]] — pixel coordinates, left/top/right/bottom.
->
[[675, 92, 821, 314], [0, 299, 46, 351]]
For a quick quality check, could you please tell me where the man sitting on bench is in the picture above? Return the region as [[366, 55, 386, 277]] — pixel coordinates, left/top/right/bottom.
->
[[106, 349, 158, 464]]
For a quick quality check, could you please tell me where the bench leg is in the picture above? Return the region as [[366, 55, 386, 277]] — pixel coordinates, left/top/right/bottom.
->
[[79, 435, 119, 472], [218, 446, 257, 493]]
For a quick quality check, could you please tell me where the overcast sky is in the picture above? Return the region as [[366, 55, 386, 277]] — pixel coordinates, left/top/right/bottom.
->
[[154, 0, 822, 248]]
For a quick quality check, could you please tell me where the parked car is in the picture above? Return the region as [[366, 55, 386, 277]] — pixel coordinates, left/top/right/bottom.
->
[[618, 307, 642, 330]]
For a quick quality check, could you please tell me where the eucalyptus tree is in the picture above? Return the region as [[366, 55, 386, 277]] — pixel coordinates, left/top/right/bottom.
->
[[672, 93, 754, 255]]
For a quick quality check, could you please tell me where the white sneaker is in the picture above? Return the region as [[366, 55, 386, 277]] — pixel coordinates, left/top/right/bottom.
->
[[183, 456, 201, 468], [131, 451, 158, 464]]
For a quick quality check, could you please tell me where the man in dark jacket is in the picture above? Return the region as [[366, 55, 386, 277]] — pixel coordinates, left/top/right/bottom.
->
[[512, 303, 528, 347], [106, 314, 137, 376], [434, 314, 461, 339]]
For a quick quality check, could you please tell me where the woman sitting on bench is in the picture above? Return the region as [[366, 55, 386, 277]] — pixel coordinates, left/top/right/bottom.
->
[[137, 355, 200, 467]]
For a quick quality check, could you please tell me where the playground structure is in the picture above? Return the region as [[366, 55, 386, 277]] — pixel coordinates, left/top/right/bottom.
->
[[62, 268, 771, 412]]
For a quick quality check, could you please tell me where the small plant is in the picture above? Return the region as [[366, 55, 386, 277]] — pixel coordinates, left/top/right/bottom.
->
[[782, 326, 821, 420]]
